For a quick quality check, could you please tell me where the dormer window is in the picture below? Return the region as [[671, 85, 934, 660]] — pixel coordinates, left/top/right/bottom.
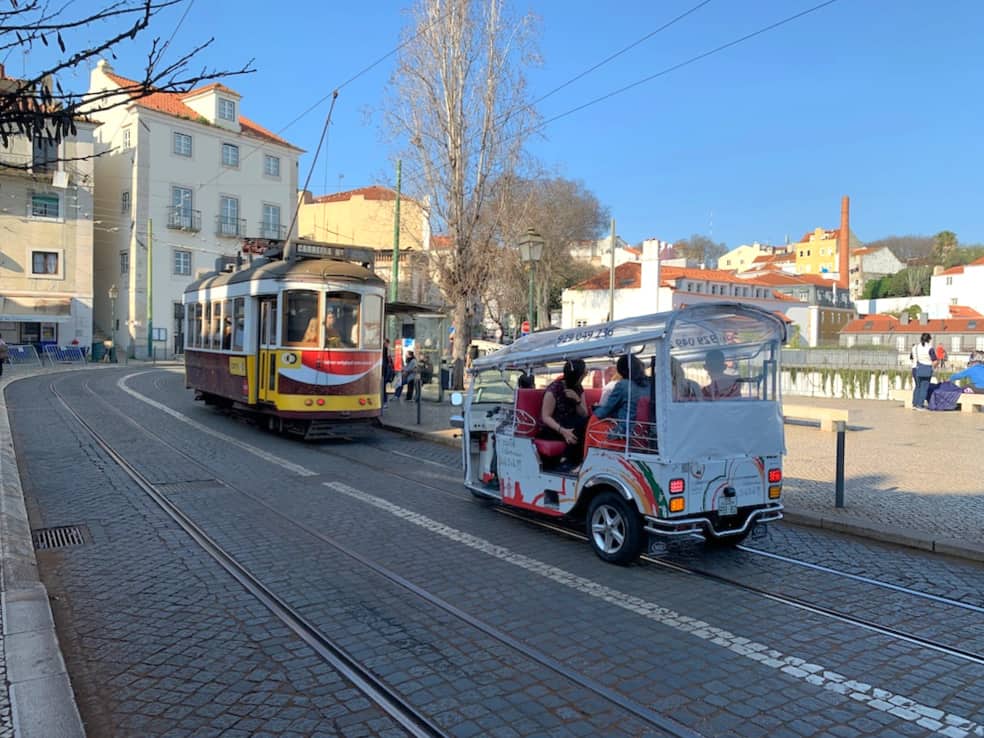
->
[[218, 98, 236, 122]]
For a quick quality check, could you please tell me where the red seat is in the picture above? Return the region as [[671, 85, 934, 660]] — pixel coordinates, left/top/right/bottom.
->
[[533, 438, 568, 457], [583, 387, 602, 408], [514, 388, 568, 460]]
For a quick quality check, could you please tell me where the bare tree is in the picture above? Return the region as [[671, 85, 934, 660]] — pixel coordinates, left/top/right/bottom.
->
[[672, 234, 727, 267], [0, 0, 253, 164], [386, 0, 539, 387], [494, 176, 608, 328]]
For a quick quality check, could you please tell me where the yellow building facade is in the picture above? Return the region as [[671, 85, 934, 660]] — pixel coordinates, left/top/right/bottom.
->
[[297, 186, 429, 251], [792, 228, 840, 275]]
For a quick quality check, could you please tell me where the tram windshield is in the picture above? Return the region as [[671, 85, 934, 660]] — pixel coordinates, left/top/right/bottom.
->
[[282, 289, 374, 349]]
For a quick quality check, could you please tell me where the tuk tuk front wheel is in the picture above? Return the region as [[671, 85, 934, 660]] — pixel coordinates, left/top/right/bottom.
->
[[586, 491, 643, 565]]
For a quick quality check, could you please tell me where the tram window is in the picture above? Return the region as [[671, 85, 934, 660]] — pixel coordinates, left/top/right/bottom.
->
[[362, 295, 382, 349], [211, 301, 222, 349], [221, 299, 232, 350], [232, 298, 245, 351], [325, 291, 360, 348], [203, 303, 212, 349], [192, 304, 203, 348], [284, 290, 320, 347]]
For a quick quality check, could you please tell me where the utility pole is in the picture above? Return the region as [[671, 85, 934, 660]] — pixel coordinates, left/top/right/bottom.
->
[[147, 218, 153, 360], [390, 160, 401, 302], [608, 218, 616, 321]]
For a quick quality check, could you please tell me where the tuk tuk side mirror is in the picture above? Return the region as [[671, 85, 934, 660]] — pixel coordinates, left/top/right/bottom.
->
[[450, 391, 464, 407]]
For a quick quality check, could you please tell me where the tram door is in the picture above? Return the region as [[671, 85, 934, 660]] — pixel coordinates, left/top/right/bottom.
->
[[257, 297, 278, 403]]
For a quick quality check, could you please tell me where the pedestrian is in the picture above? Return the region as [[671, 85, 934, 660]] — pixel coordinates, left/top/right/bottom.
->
[[381, 339, 394, 407], [936, 343, 947, 369], [910, 332, 937, 410], [395, 351, 418, 401], [0, 333, 7, 377]]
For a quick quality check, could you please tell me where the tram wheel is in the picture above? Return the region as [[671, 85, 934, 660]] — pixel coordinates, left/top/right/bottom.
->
[[586, 491, 643, 565]]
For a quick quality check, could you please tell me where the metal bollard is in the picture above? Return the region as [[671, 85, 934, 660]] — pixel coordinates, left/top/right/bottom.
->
[[834, 419, 846, 508]]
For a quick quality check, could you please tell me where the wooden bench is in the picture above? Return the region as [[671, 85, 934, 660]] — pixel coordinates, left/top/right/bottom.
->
[[889, 386, 984, 412], [782, 404, 852, 432]]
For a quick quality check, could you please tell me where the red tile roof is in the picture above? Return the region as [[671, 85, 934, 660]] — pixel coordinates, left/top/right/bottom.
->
[[795, 228, 840, 244], [102, 70, 299, 149], [949, 305, 984, 318], [841, 314, 984, 334], [312, 185, 412, 204], [569, 263, 800, 302]]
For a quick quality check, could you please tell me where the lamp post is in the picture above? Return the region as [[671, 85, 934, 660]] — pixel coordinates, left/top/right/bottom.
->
[[108, 284, 118, 363], [518, 227, 544, 330]]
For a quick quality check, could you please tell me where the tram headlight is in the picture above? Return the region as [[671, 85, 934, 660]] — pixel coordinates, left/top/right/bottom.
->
[[304, 399, 313, 406]]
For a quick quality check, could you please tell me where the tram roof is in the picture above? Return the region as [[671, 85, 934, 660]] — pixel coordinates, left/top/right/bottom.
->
[[185, 256, 384, 294], [470, 302, 787, 370]]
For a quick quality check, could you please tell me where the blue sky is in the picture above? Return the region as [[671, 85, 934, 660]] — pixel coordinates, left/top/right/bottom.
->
[[29, 0, 984, 248]]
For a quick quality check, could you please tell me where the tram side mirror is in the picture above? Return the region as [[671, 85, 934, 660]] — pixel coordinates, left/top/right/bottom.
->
[[450, 391, 464, 407]]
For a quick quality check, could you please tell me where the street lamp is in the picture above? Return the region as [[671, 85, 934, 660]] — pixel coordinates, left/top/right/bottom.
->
[[108, 284, 118, 363], [518, 227, 544, 330]]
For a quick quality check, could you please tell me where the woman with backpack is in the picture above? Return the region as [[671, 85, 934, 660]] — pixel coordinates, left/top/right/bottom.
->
[[910, 332, 937, 411]]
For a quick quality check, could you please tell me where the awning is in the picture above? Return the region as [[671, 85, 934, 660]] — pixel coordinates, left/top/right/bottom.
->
[[0, 296, 73, 322]]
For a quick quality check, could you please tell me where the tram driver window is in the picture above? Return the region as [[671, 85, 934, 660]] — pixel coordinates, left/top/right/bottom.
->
[[325, 291, 360, 348], [232, 298, 245, 351], [284, 290, 320, 347]]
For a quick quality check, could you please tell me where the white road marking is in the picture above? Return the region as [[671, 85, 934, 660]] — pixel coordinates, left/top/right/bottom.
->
[[118, 373, 317, 477], [324, 480, 984, 738]]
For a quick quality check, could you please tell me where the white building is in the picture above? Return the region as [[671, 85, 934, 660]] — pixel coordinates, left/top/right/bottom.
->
[[0, 67, 97, 350], [929, 257, 984, 318], [561, 240, 796, 329], [84, 60, 302, 358]]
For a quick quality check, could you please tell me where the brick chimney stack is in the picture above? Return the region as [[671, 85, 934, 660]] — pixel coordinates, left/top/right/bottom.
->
[[838, 195, 850, 289]]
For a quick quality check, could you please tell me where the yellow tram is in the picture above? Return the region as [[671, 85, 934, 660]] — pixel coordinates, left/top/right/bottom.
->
[[183, 241, 386, 439]]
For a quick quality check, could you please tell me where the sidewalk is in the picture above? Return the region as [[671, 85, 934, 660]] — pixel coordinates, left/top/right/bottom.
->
[[380, 390, 984, 563]]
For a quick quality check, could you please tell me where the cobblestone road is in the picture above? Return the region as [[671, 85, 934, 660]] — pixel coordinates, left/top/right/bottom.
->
[[5, 368, 984, 737]]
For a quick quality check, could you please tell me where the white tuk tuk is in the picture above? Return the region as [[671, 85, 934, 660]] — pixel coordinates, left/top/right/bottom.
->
[[452, 302, 787, 564]]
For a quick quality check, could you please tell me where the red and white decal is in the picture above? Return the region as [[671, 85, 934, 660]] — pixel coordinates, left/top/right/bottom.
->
[[279, 351, 381, 386]]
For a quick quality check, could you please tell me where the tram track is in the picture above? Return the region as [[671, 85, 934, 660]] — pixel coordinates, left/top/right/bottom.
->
[[50, 376, 702, 738]]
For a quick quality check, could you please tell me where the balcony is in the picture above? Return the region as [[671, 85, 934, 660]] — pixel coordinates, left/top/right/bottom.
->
[[215, 215, 246, 238], [256, 222, 286, 240], [167, 206, 201, 232]]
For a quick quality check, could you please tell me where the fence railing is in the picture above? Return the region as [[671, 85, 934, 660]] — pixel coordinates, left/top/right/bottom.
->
[[8, 345, 43, 367], [42, 345, 87, 366]]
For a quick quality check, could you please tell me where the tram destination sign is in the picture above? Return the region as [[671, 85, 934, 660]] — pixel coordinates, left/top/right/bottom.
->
[[295, 241, 375, 265]]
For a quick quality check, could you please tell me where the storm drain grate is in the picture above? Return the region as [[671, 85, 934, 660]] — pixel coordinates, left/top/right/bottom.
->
[[31, 525, 88, 550]]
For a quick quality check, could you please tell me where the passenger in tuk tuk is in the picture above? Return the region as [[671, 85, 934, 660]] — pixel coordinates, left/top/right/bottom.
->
[[672, 357, 701, 401], [540, 359, 589, 465], [702, 348, 740, 399], [593, 355, 647, 427]]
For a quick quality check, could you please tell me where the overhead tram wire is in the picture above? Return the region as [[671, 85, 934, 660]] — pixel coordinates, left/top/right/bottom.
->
[[159, 0, 196, 60], [283, 91, 339, 251], [523, 0, 842, 139], [522, 0, 713, 113]]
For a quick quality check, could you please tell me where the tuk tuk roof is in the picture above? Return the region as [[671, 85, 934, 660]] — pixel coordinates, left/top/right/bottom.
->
[[471, 302, 787, 371]]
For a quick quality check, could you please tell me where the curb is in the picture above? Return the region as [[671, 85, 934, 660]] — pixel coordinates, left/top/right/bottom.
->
[[780, 508, 984, 564], [1, 369, 88, 738], [379, 423, 984, 566]]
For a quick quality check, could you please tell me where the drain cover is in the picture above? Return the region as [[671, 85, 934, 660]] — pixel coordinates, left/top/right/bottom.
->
[[31, 525, 88, 550]]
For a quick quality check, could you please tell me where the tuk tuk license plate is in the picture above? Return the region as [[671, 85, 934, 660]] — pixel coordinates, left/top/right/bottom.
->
[[718, 496, 738, 517]]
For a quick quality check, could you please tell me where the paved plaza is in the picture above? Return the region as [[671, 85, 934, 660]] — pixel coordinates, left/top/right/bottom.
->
[[1, 366, 983, 737]]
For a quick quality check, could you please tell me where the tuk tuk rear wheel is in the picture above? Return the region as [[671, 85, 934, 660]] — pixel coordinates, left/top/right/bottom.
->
[[586, 491, 643, 565]]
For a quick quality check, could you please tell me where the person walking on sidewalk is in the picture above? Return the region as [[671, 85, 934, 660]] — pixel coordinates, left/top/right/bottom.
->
[[381, 338, 394, 407], [910, 332, 937, 410], [395, 351, 418, 401], [0, 333, 7, 376]]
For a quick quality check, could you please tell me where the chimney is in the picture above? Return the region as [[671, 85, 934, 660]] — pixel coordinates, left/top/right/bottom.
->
[[837, 195, 850, 289]]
